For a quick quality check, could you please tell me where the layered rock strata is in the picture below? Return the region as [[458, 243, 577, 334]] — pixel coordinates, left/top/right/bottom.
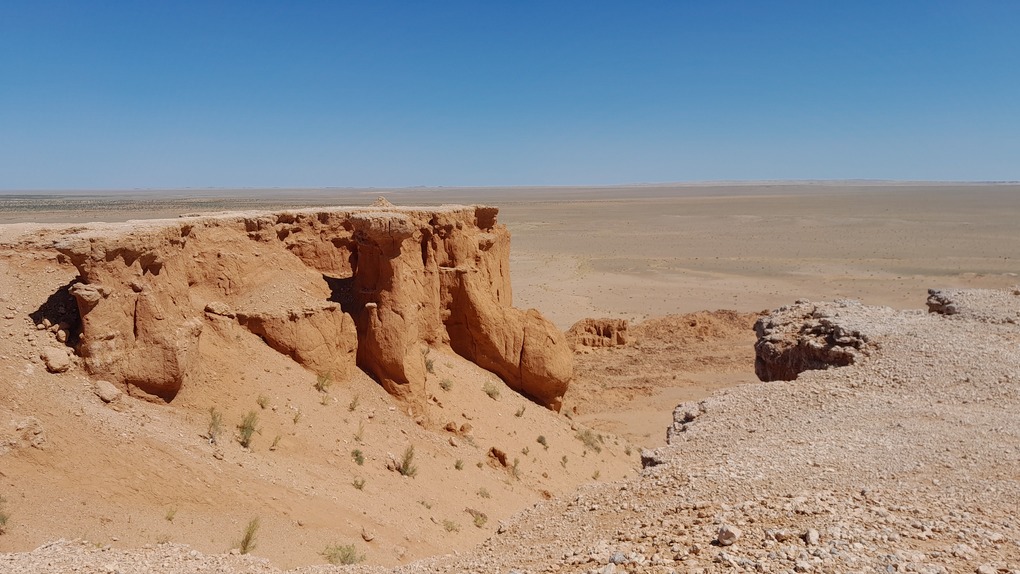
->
[[54, 204, 571, 409], [753, 299, 878, 381]]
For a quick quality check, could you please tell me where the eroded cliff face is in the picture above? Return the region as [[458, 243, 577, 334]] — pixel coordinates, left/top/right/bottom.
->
[[753, 300, 875, 381], [54, 203, 571, 410]]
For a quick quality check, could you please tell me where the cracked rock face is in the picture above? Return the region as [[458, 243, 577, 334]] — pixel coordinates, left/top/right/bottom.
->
[[54, 204, 572, 409], [753, 300, 875, 381]]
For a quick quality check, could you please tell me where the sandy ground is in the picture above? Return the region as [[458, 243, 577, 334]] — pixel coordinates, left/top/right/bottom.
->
[[1, 182, 1018, 569]]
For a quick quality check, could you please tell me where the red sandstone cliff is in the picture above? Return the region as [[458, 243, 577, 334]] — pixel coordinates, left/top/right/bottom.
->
[[54, 204, 571, 410]]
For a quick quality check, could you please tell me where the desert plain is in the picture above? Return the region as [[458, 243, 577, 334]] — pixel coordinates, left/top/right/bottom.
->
[[0, 182, 1018, 573]]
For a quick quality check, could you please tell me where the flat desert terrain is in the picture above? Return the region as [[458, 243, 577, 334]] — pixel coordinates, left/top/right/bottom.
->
[[1, 183, 1018, 573]]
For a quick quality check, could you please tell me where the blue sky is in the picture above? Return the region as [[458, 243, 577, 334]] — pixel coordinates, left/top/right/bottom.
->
[[1, 1, 1018, 189]]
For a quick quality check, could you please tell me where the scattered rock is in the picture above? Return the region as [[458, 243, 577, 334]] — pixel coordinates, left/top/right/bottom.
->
[[94, 380, 122, 403], [803, 528, 820, 545], [717, 524, 741, 546], [40, 346, 70, 373]]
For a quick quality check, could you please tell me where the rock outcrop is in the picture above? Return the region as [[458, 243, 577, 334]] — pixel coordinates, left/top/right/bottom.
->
[[927, 287, 1020, 324], [753, 300, 875, 381], [54, 204, 572, 409], [566, 318, 629, 350]]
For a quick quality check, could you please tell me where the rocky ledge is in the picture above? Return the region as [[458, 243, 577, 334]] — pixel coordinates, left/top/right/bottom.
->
[[45, 201, 571, 410]]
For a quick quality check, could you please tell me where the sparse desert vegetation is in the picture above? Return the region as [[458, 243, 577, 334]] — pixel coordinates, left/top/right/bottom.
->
[[482, 381, 500, 400], [397, 445, 417, 477], [237, 518, 259, 554], [321, 543, 364, 565], [237, 411, 259, 448]]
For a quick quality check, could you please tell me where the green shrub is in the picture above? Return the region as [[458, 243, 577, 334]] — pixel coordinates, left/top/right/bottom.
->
[[314, 372, 332, 393], [575, 429, 603, 453], [398, 445, 417, 477], [439, 378, 452, 391], [483, 381, 500, 400], [536, 435, 548, 449], [322, 543, 364, 565], [207, 407, 223, 444], [256, 395, 269, 409], [238, 518, 259, 554], [352, 449, 364, 465], [352, 478, 365, 490], [454, 459, 464, 470], [237, 411, 259, 448]]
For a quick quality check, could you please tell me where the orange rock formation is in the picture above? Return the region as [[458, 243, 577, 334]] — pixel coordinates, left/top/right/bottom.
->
[[55, 204, 572, 410]]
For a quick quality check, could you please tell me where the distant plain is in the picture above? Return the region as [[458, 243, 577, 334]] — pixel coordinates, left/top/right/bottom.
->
[[4, 182, 1018, 327]]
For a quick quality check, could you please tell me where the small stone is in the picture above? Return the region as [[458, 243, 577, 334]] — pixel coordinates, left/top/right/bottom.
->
[[717, 524, 742, 546], [976, 566, 996, 574], [803, 528, 820, 545], [361, 528, 375, 542], [610, 552, 627, 564], [40, 347, 70, 373], [94, 380, 121, 403], [601, 565, 616, 574]]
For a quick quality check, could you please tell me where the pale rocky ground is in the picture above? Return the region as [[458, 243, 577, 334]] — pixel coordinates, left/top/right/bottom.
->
[[1, 184, 1019, 572]]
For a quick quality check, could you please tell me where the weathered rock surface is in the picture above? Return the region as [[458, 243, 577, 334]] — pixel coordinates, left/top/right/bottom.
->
[[53, 205, 572, 408], [927, 287, 1020, 323], [753, 299, 878, 381], [39, 346, 71, 373], [566, 318, 629, 350], [0, 410, 46, 454]]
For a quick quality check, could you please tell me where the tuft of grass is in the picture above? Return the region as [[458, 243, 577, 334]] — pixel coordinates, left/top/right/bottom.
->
[[292, 410, 302, 425], [421, 347, 435, 374], [482, 381, 500, 400], [347, 394, 360, 412], [270, 434, 282, 450], [560, 455, 568, 468], [319, 394, 330, 406], [442, 519, 460, 533], [454, 459, 464, 470], [353, 421, 365, 443], [511, 457, 521, 479], [439, 378, 452, 391], [207, 407, 223, 444], [237, 411, 259, 449], [256, 395, 269, 409], [624, 444, 632, 456], [521, 446, 529, 456], [322, 543, 364, 565], [536, 435, 548, 449], [165, 506, 177, 522], [237, 518, 259, 554], [398, 445, 417, 477], [477, 487, 490, 499], [314, 372, 332, 393], [575, 429, 603, 453], [352, 449, 365, 465], [352, 477, 366, 490], [592, 470, 601, 480], [515, 405, 526, 417], [0, 496, 10, 534], [466, 508, 488, 528]]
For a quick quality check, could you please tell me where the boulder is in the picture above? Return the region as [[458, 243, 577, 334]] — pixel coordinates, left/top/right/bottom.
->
[[40, 346, 70, 373]]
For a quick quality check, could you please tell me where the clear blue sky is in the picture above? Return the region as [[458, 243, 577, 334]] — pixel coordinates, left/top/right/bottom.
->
[[1, 1, 1018, 189]]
